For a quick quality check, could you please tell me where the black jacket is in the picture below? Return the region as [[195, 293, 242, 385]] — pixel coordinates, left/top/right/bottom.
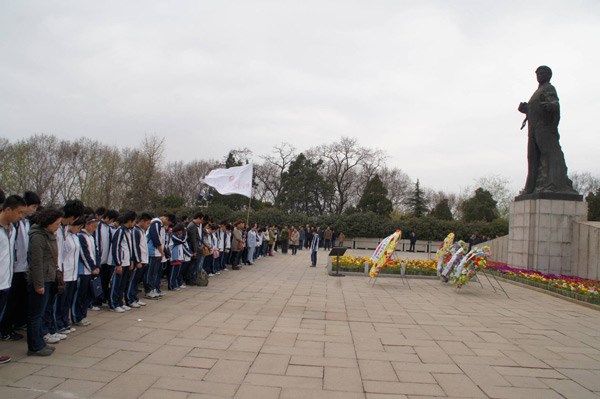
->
[[186, 221, 202, 258]]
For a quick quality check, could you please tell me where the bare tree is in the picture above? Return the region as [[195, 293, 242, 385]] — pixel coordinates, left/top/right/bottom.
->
[[311, 137, 384, 214], [253, 162, 279, 204], [571, 171, 600, 198], [376, 166, 412, 212], [122, 135, 165, 210], [162, 159, 219, 206], [255, 143, 296, 206]]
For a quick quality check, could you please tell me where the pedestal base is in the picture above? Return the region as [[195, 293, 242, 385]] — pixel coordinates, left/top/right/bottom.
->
[[507, 198, 587, 274], [515, 192, 583, 202]]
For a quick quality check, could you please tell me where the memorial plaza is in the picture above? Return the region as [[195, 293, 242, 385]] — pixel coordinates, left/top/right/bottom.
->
[[1, 250, 599, 399]]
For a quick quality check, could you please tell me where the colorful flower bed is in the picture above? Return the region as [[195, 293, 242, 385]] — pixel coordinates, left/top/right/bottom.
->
[[334, 255, 437, 276], [487, 262, 600, 305], [335, 255, 600, 305]]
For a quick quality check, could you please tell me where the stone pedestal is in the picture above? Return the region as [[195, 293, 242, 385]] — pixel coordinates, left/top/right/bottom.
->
[[508, 199, 587, 274]]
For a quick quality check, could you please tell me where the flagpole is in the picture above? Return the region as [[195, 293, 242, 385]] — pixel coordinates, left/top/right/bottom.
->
[[246, 194, 252, 227]]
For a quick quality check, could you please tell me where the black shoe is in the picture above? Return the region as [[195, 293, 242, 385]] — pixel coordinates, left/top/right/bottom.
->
[[1, 331, 23, 341], [27, 347, 53, 356]]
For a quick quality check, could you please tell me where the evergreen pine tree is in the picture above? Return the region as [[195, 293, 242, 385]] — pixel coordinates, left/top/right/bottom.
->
[[406, 179, 428, 217], [460, 187, 499, 222], [430, 198, 453, 220], [586, 188, 600, 221], [357, 174, 393, 216]]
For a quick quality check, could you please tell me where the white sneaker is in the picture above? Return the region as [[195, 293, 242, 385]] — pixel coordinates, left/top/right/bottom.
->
[[180, 284, 187, 289], [69, 327, 76, 333], [208, 273, 215, 277], [137, 300, 147, 306], [149, 291, 160, 299], [59, 328, 71, 334], [122, 305, 131, 311], [53, 333, 67, 340], [111, 306, 125, 313], [129, 302, 140, 308], [43, 333, 60, 344], [81, 318, 91, 326], [90, 306, 100, 311], [216, 272, 221, 275], [156, 291, 163, 297]]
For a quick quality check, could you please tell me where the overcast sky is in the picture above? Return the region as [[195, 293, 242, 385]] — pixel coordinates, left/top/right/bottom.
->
[[1, 0, 599, 194]]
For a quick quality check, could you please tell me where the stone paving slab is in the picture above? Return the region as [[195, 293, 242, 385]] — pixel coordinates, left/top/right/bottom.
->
[[2, 249, 600, 398]]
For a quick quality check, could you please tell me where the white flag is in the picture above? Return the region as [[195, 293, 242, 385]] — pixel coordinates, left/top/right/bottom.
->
[[202, 164, 253, 198]]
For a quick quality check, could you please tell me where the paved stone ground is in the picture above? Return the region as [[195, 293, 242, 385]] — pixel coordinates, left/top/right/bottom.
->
[[1, 249, 600, 399]]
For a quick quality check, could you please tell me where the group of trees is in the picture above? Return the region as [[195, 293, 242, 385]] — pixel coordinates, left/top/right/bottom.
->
[[1, 134, 598, 234]]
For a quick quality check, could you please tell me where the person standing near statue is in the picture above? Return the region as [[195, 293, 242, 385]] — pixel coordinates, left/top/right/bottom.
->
[[518, 66, 578, 196], [409, 231, 417, 252]]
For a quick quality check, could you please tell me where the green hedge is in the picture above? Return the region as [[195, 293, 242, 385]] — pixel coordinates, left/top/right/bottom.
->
[[160, 205, 508, 242]]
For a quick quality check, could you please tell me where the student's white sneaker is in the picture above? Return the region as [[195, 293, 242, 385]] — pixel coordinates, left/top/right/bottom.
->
[[68, 327, 76, 333], [90, 306, 100, 311], [180, 284, 187, 289], [53, 333, 67, 340], [81, 318, 91, 326], [129, 302, 141, 308], [111, 307, 125, 313], [58, 328, 71, 334], [137, 300, 147, 306], [216, 272, 221, 275], [43, 333, 60, 344], [122, 305, 131, 311], [208, 273, 215, 277]]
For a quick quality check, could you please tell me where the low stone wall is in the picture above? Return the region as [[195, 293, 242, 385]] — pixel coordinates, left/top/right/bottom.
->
[[346, 238, 441, 253], [482, 221, 600, 281], [571, 221, 600, 281], [480, 235, 509, 264]]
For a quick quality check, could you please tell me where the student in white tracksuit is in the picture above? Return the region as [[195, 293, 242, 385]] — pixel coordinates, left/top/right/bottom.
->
[[56, 219, 84, 334]]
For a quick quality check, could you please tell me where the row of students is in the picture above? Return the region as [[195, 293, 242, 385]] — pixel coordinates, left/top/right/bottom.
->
[[0, 190, 297, 362]]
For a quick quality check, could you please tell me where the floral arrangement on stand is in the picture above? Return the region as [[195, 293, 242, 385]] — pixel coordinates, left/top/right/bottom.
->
[[440, 240, 469, 282], [435, 233, 459, 276], [451, 246, 491, 288], [368, 230, 401, 278]]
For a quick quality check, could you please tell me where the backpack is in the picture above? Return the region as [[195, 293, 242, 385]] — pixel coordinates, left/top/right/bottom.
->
[[196, 269, 209, 287]]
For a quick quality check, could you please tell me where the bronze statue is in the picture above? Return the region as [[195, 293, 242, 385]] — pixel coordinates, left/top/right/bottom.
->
[[517, 66, 579, 199]]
